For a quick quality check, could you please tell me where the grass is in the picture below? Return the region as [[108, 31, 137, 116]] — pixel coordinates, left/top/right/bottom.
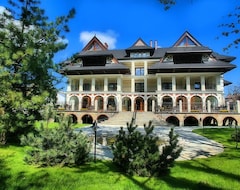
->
[[0, 128, 240, 189], [34, 121, 90, 129]]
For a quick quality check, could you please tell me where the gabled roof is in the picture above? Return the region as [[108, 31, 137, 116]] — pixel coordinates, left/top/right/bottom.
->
[[82, 36, 108, 51], [127, 38, 153, 50], [173, 31, 202, 47]]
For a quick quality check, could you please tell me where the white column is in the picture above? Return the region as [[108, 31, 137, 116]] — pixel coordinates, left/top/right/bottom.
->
[[236, 100, 240, 113], [103, 97, 107, 111], [131, 61, 135, 76], [227, 102, 230, 112], [186, 76, 190, 91], [207, 100, 211, 113], [79, 78, 83, 91], [187, 97, 191, 112], [131, 97, 135, 112], [67, 79, 71, 91], [152, 100, 155, 112], [117, 77, 122, 92], [94, 99, 98, 111], [118, 95, 122, 112], [144, 99, 147, 112], [201, 76, 205, 91], [131, 78, 135, 93], [179, 100, 182, 113], [172, 76, 176, 91], [104, 77, 108, 91], [91, 78, 95, 92], [157, 76, 162, 91]]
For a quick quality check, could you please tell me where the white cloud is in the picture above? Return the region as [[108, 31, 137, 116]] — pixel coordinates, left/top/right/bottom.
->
[[79, 30, 118, 49]]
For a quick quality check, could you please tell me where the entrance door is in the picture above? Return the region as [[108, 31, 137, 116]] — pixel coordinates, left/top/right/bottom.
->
[[135, 97, 144, 111]]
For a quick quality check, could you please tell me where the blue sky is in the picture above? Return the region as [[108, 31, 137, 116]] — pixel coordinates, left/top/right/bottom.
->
[[1, 0, 239, 94]]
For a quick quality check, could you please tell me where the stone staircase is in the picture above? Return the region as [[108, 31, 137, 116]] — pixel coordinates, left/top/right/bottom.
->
[[101, 112, 169, 126]]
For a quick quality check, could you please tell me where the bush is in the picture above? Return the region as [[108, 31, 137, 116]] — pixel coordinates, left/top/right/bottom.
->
[[21, 116, 91, 167], [112, 118, 182, 177]]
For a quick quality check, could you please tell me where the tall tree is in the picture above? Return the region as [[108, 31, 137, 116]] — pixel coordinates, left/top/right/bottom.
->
[[0, 0, 75, 144]]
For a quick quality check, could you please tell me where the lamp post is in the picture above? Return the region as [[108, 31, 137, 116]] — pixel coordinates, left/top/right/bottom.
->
[[93, 120, 97, 162]]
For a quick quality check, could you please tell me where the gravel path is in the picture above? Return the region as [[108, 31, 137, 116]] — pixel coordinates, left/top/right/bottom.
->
[[80, 125, 224, 161]]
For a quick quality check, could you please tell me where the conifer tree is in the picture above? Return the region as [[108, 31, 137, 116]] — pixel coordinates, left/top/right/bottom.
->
[[112, 119, 182, 177], [0, 0, 75, 144], [21, 114, 90, 167]]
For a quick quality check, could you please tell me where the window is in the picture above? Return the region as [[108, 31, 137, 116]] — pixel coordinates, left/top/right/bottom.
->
[[108, 83, 117, 91], [194, 82, 201, 90], [162, 83, 172, 90], [135, 83, 144, 92], [83, 83, 91, 91], [135, 67, 144, 76], [130, 52, 150, 58]]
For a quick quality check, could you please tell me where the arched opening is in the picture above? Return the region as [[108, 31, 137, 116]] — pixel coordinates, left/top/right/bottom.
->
[[107, 96, 117, 111], [184, 116, 198, 126], [69, 96, 79, 111], [223, 117, 238, 126], [82, 114, 93, 124], [69, 114, 78, 124], [95, 96, 104, 110], [203, 116, 218, 126], [122, 97, 131, 111], [191, 96, 202, 112], [206, 96, 218, 112], [176, 95, 187, 112], [166, 116, 180, 126], [162, 96, 173, 111], [147, 96, 157, 112], [97, 114, 109, 123], [82, 96, 91, 109], [135, 97, 144, 111]]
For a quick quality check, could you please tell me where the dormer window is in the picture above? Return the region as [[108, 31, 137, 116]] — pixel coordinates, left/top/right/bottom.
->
[[130, 51, 150, 58]]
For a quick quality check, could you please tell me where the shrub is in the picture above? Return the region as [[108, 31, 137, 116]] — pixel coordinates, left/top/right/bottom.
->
[[112, 118, 182, 177], [21, 116, 91, 167]]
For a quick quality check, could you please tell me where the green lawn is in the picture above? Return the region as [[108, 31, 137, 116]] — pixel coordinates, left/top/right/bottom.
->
[[0, 128, 240, 190]]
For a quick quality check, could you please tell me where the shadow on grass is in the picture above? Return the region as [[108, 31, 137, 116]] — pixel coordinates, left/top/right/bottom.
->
[[161, 175, 224, 190], [0, 158, 10, 190]]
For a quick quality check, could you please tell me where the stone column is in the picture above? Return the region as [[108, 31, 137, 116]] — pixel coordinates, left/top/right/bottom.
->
[[201, 76, 205, 91], [152, 100, 155, 112], [67, 79, 71, 91], [179, 99, 182, 113], [207, 100, 211, 113], [117, 77, 122, 92], [104, 77, 108, 92], [79, 78, 83, 91], [172, 76, 176, 91], [91, 78, 95, 92], [157, 76, 162, 91], [236, 100, 240, 113], [186, 76, 190, 91], [131, 78, 135, 93]]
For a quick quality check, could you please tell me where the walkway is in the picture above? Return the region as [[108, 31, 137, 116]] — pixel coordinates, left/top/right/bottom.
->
[[80, 126, 224, 161]]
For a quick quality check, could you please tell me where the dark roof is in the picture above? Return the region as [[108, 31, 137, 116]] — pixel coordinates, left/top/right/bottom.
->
[[148, 61, 236, 73], [126, 38, 153, 51], [166, 46, 212, 54], [60, 63, 130, 75]]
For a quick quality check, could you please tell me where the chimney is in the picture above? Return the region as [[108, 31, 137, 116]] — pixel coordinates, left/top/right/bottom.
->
[[150, 40, 153, 47], [154, 40, 158, 49]]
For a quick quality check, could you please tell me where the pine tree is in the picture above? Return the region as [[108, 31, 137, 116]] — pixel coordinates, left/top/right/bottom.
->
[[0, 0, 75, 144], [112, 119, 182, 177], [21, 114, 90, 167]]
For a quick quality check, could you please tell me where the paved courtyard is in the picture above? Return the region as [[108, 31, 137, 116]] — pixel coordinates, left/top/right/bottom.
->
[[80, 125, 224, 161]]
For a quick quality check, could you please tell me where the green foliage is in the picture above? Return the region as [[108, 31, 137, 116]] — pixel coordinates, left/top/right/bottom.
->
[[112, 118, 182, 177], [21, 115, 90, 167], [0, 0, 75, 144]]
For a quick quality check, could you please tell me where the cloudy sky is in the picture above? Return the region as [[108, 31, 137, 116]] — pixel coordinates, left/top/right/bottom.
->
[[0, 0, 239, 93]]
